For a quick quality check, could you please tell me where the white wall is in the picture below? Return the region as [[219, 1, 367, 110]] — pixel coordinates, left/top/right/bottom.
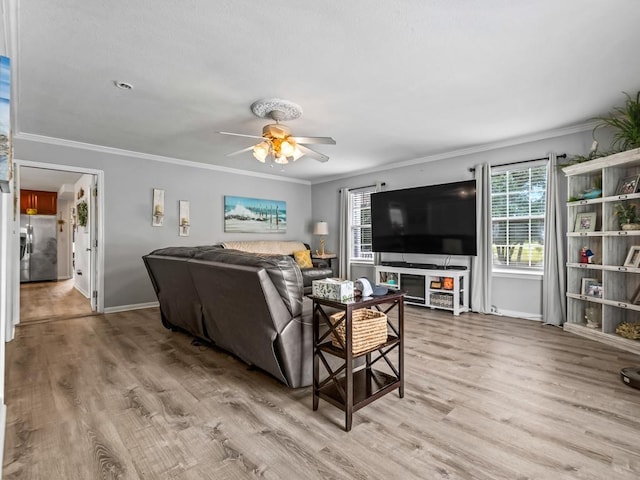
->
[[13, 136, 314, 309], [311, 128, 596, 320]]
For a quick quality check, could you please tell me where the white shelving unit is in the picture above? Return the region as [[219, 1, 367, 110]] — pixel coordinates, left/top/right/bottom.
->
[[375, 265, 469, 316], [563, 148, 640, 355]]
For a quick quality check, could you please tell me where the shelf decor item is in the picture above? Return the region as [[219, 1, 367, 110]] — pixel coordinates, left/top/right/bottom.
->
[[632, 284, 640, 305], [614, 203, 640, 230], [574, 212, 597, 232], [584, 306, 601, 329], [596, 91, 640, 153], [615, 174, 640, 196], [615, 322, 640, 340], [312, 278, 354, 301], [581, 278, 599, 295], [623, 246, 640, 267], [584, 280, 603, 298], [329, 309, 388, 355]]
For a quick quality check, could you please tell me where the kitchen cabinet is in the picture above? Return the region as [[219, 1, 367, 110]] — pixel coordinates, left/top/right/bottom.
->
[[20, 189, 58, 215]]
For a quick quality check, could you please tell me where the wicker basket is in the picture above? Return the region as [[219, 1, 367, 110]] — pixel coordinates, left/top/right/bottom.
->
[[616, 322, 640, 340], [329, 309, 388, 355]]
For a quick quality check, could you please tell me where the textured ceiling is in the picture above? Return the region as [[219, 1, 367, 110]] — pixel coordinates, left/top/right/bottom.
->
[[8, 0, 640, 182]]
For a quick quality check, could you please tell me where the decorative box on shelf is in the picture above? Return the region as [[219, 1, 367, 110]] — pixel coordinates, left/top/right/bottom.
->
[[430, 292, 454, 308], [312, 278, 354, 301]]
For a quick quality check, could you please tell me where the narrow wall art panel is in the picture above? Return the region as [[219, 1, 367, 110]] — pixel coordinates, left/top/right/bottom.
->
[[0, 56, 11, 193], [224, 195, 286, 233], [179, 200, 190, 236]]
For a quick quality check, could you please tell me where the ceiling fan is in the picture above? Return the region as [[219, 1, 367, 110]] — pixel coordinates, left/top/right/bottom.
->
[[219, 98, 336, 165]]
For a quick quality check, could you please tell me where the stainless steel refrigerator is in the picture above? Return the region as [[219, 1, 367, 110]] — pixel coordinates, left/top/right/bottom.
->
[[20, 214, 58, 283]]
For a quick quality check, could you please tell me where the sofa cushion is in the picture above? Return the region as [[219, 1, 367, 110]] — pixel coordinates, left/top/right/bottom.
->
[[293, 250, 313, 269], [193, 248, 303, 318], [221, 240, 307, 256]]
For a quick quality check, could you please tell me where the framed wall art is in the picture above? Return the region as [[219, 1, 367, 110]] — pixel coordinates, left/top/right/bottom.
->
[[224, 195, 286, 233], [584, 279, 603, 298], [615, 174, 640, 196], [623, 245, 640, 268], [581, 277, 599, 296], [0, 56, 11, 193], [573, 212, 596, 232], [631, 283, 640, 305]]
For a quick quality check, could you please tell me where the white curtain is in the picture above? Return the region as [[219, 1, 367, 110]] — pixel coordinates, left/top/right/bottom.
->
[[542, 152, 567, 326], [471, 163, 493, 313], [338, 187, 350, 278]]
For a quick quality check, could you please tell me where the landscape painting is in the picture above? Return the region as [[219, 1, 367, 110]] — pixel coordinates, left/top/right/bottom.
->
[[224, 195, 286, 233], [0, 55, 10, 193]]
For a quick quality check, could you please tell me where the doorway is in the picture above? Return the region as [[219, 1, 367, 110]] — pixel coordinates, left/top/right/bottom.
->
[[14, 161, 104, 325]]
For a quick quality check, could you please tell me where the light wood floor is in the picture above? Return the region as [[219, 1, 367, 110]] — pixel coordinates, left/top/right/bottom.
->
[[4, 306, 640, 479], [19, 278, 93, 324]]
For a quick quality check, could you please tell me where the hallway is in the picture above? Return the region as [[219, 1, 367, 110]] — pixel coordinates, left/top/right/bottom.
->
[[19, 278, 93, 324]]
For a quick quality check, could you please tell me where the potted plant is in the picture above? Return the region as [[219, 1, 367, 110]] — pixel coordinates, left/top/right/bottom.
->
[[614, 203, 640, 230], [564, 91, 640, 166], [596, 91, 640, 152]]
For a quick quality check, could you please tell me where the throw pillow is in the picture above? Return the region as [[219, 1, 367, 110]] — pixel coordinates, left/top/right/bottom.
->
[[293, 250, 313, 269]]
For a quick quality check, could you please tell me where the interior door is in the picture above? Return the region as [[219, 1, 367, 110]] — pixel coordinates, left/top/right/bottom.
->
[[89, 176, 98, 311]]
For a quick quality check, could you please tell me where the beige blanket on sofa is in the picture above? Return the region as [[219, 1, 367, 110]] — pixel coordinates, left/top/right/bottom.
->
[[221, 240, 308, 256]]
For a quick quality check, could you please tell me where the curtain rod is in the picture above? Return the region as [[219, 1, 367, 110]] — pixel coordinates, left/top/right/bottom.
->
[[344, 182, 387, 192], [468, 153, 566, 173]]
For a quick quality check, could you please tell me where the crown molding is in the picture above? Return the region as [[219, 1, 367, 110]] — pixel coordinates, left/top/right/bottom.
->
[[14, 132, 311, 185], [311, 121, 599, 185]]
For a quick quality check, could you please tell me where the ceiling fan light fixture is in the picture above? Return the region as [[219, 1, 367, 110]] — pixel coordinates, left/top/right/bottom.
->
[[292, 146, 304, 161], [274, 154, 289, 165], [252, 141, 270, 162], [220, 98, 335, 165], [280, 139, 296, 157]]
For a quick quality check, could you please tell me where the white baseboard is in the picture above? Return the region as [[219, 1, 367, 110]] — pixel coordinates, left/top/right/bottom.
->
[[75, 284, 89, 298], [57, 275, 72, 281], [0, 402, 6, 473], [104, 301, 159, 314], [495, 308, 542, 321]]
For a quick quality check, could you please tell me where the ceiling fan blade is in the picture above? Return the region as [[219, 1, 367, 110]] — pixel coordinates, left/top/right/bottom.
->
[[291, 136, 336, 145], [218, 131, 265, 140], [226, 145, 255, 157], [298, 144, 329, 163]]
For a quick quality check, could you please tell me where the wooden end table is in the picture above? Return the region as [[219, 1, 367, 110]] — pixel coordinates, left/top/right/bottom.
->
[[310, 291, 405, 431]]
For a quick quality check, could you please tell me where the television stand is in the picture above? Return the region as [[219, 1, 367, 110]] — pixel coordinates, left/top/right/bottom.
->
[[375, 265, 469, 315]]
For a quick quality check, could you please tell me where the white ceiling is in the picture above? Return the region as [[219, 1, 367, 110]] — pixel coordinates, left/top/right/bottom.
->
[[8, 1, 640, 182], [19, 166, 82, 193]]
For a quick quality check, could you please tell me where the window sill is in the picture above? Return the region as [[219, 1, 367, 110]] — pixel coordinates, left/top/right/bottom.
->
[[492, 269, 543, 280], [350, 260, 374, 266]]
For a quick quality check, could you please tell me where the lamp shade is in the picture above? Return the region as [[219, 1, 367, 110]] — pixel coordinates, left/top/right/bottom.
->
[[313, 221, 329, 235]]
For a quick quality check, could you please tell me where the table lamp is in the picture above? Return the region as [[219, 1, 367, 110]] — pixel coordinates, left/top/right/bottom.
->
[[313, 221, 329, 255]]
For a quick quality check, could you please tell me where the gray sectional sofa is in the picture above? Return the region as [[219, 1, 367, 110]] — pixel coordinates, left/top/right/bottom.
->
[[142, 243, 332, 388]]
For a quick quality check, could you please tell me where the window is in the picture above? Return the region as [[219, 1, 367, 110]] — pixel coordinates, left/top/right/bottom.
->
[[491, 163, 547, 269], [349, 187, 375, 262]]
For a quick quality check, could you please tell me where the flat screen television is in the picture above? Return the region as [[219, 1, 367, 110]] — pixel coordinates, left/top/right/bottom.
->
[[371, 180, 477, 256]]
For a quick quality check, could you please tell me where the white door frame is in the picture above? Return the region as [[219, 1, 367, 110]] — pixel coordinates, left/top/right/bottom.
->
[[12, 160, 105, 327]]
